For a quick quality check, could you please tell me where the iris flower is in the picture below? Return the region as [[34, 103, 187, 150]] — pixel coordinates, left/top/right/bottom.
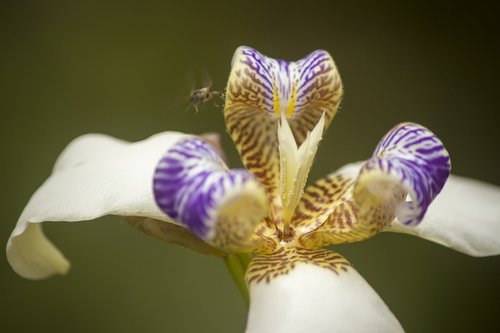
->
[[7, 46, 500, 333]]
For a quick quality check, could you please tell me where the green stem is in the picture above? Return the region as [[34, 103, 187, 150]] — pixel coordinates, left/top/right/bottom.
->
[[223, 254, 250, 307]]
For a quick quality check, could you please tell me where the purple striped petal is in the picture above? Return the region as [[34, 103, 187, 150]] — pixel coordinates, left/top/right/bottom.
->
[[362, 123, 451, 226], [224, 46, 342, 223], [230, 47, 341, 121], [153, 137, 267, 248]]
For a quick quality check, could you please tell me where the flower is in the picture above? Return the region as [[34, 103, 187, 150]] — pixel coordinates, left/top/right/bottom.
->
[[7, 46, 500, 333]]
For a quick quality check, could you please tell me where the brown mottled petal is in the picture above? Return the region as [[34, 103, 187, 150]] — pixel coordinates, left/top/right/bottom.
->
[[291, 162, 359, 234], [298, 158, 408, 248], [295, 162, 390, 248], [224, 46, 343, 223]]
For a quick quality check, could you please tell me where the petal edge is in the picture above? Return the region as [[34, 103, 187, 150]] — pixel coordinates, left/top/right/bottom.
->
[[388, 175, 500, 256], [7, 131, 187, 279]]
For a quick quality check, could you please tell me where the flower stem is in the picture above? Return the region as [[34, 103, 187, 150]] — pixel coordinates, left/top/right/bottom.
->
[[223, 254, 250, 307]]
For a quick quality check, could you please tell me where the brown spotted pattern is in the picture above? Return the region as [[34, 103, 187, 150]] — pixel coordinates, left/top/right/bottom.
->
[[289, 75, 343, 145], [224, 51, 282, 222], [223, 101, 282, 223], [291, 173, 354, 233], [298, 171, 406, 249], [246, 246, 351, 284]]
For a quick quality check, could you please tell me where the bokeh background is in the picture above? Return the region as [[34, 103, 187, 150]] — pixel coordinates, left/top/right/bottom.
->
[[1, 1, 499, 332]]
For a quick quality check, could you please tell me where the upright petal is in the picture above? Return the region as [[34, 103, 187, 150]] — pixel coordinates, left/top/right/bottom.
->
[[7, 132, 187, 279], [299, 123, 450, 248], [245, 249, 403, 333], [153, 137, 268, 252], [388, 175, 500, 256], [224, 46, 342, 223]]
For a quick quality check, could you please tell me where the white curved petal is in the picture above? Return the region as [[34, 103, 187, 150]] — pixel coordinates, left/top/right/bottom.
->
[[52, 133, 128, 172], [388, 175, 500, 256], [7, 131, 187, 279], [7, 224, 70, 279], [246, 263, 404, 333]]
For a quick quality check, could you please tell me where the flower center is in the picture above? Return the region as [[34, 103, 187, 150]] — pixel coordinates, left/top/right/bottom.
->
[[276, 225, 296, 243]]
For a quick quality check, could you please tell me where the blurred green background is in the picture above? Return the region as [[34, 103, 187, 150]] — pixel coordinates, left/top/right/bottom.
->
[[1, 1, 499, 332]]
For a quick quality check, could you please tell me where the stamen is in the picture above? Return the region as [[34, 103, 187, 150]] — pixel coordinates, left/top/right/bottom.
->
[[278, 112, 325, 226]]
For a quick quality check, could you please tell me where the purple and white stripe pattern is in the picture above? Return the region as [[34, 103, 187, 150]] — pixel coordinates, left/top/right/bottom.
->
[[153, 137, 258, 240], [362, 123, 451, 225], [293, 50, 338, 116], [232, 46, 340, 119], [231, 47, 281, 115]]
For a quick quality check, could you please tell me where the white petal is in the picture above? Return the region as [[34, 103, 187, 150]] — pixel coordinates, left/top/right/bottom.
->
[[52, 133, 127, 172], [246, 263, 404, 333], [388, 175, 500, 256], [6, 224, 70, 279], [7, 131, 187, 279]]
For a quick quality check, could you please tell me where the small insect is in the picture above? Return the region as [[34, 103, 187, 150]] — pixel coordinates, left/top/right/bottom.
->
[[169, 69, 225, 114], [189, 83, 225, 113]]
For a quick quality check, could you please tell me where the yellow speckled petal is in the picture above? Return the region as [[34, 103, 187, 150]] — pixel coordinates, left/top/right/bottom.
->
[[224, 46, 342, 224], [294, 163, 375, 248], [291, 163, 359, 234], [298, 162, 404, 248], [225, 47, 281, 221]]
